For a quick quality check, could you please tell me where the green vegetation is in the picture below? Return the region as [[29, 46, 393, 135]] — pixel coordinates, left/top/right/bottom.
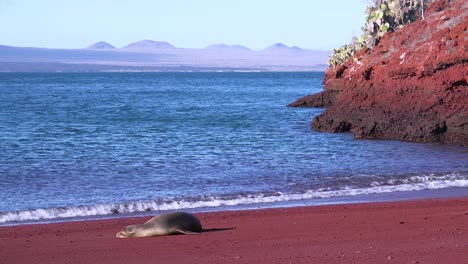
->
[[327, 0, 434, 68], [328, 38, 362, 68]]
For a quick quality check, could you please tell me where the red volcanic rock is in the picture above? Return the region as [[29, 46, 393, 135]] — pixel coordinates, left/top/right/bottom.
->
[[287, 90, 338, 107], [292, 0, 467, 145]]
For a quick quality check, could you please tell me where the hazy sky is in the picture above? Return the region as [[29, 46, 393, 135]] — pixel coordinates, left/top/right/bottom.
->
[[0, 0, 368, 50]]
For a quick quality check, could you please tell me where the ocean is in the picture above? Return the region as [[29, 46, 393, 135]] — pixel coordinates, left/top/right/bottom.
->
[[0, 72, 467, 225]]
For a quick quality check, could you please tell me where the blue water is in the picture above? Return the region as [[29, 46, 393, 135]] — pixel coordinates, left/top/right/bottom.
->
[[0, 72, 467, 224]]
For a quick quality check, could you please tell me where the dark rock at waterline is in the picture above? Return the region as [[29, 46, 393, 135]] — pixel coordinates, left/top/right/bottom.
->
[[288, 90, 338, 108]]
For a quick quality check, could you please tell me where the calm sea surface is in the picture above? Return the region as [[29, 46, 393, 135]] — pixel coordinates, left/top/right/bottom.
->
[[0, 72, 467, 225]]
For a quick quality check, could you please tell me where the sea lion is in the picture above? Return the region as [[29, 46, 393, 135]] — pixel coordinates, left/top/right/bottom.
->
[[116, 212, 202, 238]]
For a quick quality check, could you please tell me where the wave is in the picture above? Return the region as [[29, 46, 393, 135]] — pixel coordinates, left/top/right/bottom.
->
[[1, 172, 467, 225]]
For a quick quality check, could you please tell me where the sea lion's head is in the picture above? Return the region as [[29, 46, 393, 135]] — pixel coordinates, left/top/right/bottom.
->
[[116, 225, 137, 238]]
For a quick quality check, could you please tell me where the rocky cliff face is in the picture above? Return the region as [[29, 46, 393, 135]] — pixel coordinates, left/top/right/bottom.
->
[[290, 0, 467, 145]]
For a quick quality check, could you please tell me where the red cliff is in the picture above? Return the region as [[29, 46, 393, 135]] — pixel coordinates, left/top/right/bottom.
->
[[290, 0, 467, 145]]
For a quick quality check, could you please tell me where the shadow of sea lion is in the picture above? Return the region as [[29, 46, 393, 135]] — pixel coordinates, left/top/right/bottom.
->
[[202, 227, 236, 233]]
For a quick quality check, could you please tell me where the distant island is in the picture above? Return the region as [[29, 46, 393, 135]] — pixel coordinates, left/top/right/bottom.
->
[[87, 41, 116, 49], [120, 40, 175, 50], [0, 40, 330, 72]]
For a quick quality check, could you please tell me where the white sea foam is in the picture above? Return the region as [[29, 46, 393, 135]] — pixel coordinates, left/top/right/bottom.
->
[[1, 173, 467, 225]]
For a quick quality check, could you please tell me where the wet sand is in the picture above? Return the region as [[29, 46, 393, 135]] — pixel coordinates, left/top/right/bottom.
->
[[0, 198, 467, 264]]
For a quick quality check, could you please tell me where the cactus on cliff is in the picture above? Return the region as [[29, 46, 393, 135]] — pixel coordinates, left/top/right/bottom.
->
[[327, 0, 434, 68]]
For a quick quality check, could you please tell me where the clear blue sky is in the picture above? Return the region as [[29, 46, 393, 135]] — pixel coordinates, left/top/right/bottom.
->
[[0, 0, 368, 50]]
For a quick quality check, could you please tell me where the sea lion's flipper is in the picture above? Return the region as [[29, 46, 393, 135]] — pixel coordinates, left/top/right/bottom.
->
[[175, 229, 201, 235]]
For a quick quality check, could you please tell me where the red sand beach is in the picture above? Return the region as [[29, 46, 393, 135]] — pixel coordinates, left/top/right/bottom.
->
[[1, 198, 467, 264]]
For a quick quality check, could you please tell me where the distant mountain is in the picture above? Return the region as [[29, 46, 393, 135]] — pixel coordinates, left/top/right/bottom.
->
[[122, 40, 176, 50], [268, 43, 289, 48], [264, 43, 302, 51], [205, 44, 251, 51], [87, 41, 115, 49], [0, 43, 330, 72]]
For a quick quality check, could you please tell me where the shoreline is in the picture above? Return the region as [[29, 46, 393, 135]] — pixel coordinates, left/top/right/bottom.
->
[[2, 186, 468, 227], [2, 186, 467, 227], [1, 197, 467, 264]]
